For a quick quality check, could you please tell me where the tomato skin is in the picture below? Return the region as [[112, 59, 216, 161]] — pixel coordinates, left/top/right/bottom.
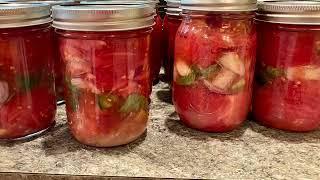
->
[[0, 86, 56, 139], [253, 79, 320, 132]]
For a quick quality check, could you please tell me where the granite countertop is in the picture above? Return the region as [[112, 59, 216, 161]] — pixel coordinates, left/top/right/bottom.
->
[[1, 82, 320, 179]]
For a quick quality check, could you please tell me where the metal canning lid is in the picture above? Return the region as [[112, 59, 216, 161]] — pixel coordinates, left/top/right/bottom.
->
[[181, 0, 257, 12], [2, 0, 75, 7], [256, 1, 320, 25], [52, 4, 155, 31], [81, 0, 157, 8], [0, 3, 51, 28], [166, 0, 181, 16]]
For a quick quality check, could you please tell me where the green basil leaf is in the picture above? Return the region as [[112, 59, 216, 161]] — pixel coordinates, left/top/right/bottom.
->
[[256, 65, 285, 85], [176, 72, 196, 86], [120, 93, 148, 113], [98, 94, 119, 110], [176, 65, 201, 86], [65, 78, 79, 112], [230, 78, 245, 93], [201, 64, 220, 79], [16, 74, 41, 92]]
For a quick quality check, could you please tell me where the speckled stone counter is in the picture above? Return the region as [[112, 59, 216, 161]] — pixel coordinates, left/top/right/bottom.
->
[[1, 82, 320, 179]]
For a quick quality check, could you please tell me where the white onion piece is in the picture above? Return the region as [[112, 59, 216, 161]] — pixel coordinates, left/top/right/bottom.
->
[[175, 60, 192, 77], [0, 81, 9, 105], [286, 65, 320, 81], [219, 52, 245, 76], [71, 77, 100, 94], [203, 69, 238, 95], [66, 60, 91, 78]]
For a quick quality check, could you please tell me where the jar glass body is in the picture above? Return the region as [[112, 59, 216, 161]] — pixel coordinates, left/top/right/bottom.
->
[[54, 32, 65, 101], [163, 14, 182, 83], [0, 24, 56, 140], [173, 11, 256, 132], [150, 14, 164, 83], [253, 21, 320, 132], [56, 28, 152, 147]]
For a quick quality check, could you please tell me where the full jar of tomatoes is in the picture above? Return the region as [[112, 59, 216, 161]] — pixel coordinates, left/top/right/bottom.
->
[[0, 3, 56, 140], [53, 4, 154, 147], [163, 0, 181, 83], [253, 1, 320, 132], [173, 0, 257, 132]]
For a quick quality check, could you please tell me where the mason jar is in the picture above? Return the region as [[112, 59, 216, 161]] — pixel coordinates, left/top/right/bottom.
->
[[0, 3, 56, 140], [53, 4, 153, 147], [253, 1, 320, 132], [163, 0, 181, 83], [173, 0, 257, 132], [23, 1, 76, 102]]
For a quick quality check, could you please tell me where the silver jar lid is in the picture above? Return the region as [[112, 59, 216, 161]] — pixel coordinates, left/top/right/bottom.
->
[[3, 0, 75, 6], [0, 3, 51, 28], [167, 0, 181, 16], [256, 1, 320, 25], [181, 0, 257, 12], [81, 0, 157, 8], [52, 4, 155, 31]]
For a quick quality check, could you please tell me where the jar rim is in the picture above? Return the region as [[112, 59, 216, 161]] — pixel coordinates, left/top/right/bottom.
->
[[0, 3, 51, 28], [256, 0, 320, 25], [180, 0, 257, 12], [52, 4, 155, 31], [80, 0, 157, 8]]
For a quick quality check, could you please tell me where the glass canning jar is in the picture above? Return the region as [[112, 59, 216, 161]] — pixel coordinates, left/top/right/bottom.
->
[[253, 1, 320, 132], [163, 0, 181, 83], [26, 1, 76, 102], [53, 4, 154, 147], [0, 3, 56, 140], [173, 0, 257, 132]]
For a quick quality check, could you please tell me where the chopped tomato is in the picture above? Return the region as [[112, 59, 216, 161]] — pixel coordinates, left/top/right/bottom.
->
[[0, 86, 56, 139], [173, 83, 249, 132], [257, 23, 318, 68], [253, 79, 320, 132]]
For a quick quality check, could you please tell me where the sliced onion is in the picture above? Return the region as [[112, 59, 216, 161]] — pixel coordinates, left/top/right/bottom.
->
[[66, 59, 91, 78], [203, 69, 238, 95], [0, 81, 9, 105], [219, 52, 245, 76], [175, 60, 192, 77], [71, 77, 101, 94]]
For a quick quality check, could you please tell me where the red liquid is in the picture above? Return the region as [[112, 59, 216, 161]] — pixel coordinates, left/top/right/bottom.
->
[[163, 14, 182, 83], [253, 22, 320, 132], [150, 14, 164, 83], [57, 28, 152, 147], [54, 33, 65, 101], [173, 13, 256, 132], [0, 24, 56, 139]]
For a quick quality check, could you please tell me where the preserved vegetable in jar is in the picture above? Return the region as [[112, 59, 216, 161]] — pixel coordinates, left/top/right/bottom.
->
[[0, 3, 56, 140], [163, 0, 181, 83], [253, 1, 320, 132], [150, 13, 164, 84], [173, 0, 257, 132], [53, 4, 153, 147]]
